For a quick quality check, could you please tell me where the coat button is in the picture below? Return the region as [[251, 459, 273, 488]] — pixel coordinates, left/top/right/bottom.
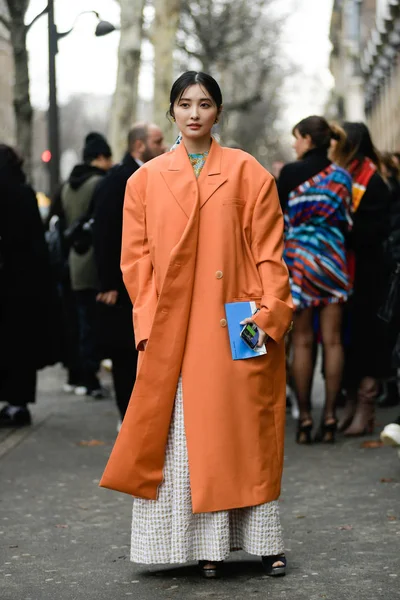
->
[[216, 270, 223, 279], [220, 318, 227, 327]]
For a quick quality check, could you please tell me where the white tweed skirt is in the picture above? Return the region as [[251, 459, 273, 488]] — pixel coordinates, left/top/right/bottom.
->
[[130, 377, 284, 564]]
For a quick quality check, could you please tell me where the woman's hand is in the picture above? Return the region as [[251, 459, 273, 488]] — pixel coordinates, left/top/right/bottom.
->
[[96, 290, 118, 305], [240, 317, 268, 348]]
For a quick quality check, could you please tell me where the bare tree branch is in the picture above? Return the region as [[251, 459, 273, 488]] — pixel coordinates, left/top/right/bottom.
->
[[224, 93, 263, 112], [176, 41, 205, 62], [178, 0, 288, 163]]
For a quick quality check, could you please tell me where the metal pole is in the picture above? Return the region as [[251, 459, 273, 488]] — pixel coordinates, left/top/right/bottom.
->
[[47, 0, 60, 197]]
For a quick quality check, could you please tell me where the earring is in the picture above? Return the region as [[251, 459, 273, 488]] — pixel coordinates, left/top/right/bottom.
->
[[172, 117, 176, 122], [215, 118, 219, 124]]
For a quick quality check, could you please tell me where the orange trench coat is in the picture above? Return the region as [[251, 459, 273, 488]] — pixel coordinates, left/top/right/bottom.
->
[[100, 140, 293, 513]]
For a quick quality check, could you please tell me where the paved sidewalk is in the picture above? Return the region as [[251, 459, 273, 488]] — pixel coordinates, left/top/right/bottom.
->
[[0, 365, 399, 600]]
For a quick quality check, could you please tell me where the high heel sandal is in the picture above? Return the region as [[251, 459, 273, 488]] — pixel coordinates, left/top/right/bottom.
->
[[261, 554, 287, 577], [314, 419, 337, 443], [198, 561, 223, 579], [296, 419, 313, 444]]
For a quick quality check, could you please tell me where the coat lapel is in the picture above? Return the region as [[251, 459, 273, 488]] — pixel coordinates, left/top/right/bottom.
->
[[198, 140, 228, 209], [161, 142, 198, 219], [161, 139, 228, 217]]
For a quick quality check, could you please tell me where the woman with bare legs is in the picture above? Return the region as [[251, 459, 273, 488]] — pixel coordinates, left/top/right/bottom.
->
[[278, 116, 352, 443]]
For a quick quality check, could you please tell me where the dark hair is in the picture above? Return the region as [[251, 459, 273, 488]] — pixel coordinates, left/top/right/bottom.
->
[[0, 144, 25, 183], [292, 116, 333, 151], [168, 71, 223, 119], [339, 122, 381, 170], [0, 144, 23, 171], [82, 132, 112, 163], [127, 122, 149, 152]]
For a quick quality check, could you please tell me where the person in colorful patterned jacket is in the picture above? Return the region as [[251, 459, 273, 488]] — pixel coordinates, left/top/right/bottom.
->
[[278, 116, 352, 444], [332, 123, 391, 436]]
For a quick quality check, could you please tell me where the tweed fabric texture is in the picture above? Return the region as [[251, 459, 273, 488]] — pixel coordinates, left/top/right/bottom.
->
[[130, 378, 284, 564]]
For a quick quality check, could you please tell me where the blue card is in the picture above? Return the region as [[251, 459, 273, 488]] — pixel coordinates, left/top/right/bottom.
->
[[224, 301, 267, 360]]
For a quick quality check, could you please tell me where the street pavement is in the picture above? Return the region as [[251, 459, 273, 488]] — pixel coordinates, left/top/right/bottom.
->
[[0, 364, 399, 600]]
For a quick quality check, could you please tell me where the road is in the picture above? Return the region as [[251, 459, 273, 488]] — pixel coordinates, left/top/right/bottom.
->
[[0, 364, 399, 600]]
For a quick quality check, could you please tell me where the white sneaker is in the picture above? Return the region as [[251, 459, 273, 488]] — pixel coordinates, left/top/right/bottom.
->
[[380, 423, 400, 447]]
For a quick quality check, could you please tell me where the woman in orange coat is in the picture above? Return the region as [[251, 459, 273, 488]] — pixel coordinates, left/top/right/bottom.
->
[[100, 72, 293, 577]]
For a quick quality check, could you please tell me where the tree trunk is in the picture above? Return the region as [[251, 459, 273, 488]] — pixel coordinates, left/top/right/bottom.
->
[[110, 0, 146, 161], [152, 0, 181, 142], [4, 0, 33, 178]]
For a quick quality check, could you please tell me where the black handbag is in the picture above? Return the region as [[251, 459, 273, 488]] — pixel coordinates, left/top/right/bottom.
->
[[63, 190, 96, 256], [64, 216, 94, 255]]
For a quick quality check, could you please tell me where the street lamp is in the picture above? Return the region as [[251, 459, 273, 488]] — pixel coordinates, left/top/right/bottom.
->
[[31, 1, 118, 196], [95, 21, 119, 37]]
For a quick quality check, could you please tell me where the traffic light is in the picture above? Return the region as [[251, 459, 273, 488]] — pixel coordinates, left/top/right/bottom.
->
[[41, 150, 52, 163]]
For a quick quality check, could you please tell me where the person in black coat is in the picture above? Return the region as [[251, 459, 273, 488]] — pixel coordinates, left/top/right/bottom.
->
[[0, 145, 61, 427], [93, 123, 166, 425], [377, 153, 400, 404], [331, 123, 391, 435]]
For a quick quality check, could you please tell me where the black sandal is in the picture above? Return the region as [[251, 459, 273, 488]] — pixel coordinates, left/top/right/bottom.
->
[[296, 419, 313, 444], [261, 554, 287, 577], [314, 419, 337, 444], [198, 560, 223, 579]]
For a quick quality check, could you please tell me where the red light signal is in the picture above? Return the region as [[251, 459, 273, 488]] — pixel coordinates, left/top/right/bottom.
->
[[41, 150, 52, 163]]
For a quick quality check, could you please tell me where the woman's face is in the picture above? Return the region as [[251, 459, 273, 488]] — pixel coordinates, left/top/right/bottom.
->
[[292, 129, 313, 159], [173, 84, 219, 142]]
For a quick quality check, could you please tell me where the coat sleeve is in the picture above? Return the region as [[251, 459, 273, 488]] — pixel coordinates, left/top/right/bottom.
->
[[121, 177, 158, 350], [93, 175, 125, 293], [250, 176, 294, 342]]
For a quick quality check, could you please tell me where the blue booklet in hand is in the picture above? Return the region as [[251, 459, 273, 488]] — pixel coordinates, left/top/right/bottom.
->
[[225, 301, 267, 360]]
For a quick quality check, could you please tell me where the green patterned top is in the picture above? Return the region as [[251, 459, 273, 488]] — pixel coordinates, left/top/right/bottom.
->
[[188, 151, 209, 178]]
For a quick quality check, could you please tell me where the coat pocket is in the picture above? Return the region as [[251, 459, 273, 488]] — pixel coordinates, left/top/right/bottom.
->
[[222, 198, 245, 207]]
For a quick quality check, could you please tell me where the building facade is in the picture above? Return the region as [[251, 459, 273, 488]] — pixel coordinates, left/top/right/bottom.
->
[[330, 0, 400, 151], [329, 0, 366, 121]]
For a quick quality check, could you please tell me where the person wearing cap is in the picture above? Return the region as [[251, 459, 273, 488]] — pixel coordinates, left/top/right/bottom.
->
[[60, 132, 113, 398]]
